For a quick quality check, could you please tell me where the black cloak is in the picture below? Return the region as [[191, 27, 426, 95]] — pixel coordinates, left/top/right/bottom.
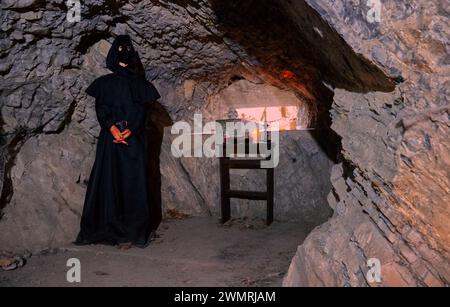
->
[[75, 35, 161, 247]]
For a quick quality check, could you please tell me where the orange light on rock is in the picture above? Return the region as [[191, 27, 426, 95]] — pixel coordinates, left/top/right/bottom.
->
[[281, 70, 295, 79]]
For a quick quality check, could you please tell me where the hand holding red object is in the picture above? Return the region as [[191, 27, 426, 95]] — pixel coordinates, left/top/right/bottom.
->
[[113, 129, 132, 145], [121, 129, 132, 140], [110, 125, 123, 140], [110, 125, 129, 146]]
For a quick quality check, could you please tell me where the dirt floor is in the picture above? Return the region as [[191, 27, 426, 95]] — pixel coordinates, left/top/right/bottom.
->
[[0, 217, 312, 287]]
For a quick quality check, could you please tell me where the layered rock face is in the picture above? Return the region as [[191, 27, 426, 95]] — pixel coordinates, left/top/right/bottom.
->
[[0, 0, 448, 287], [284, 0, 449, 286]]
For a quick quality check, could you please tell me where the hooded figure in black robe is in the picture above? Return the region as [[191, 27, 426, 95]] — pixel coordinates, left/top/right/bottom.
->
[[75, 35, 160, 248]]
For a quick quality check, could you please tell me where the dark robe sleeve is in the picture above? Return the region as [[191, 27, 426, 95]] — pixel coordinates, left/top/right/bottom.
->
[[86, 78, 116, 130], [85, 78, 100, 98]]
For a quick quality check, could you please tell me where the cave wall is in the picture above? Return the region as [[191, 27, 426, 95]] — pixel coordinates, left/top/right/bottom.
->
[[0, 0, 335, 253], [283, 0, 450, 286], [0, 0, 448, 287]]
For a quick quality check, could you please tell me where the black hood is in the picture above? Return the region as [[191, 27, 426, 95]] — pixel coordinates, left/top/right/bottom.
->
[[106, 35, 158, 104], [106, 35, 144, 76]]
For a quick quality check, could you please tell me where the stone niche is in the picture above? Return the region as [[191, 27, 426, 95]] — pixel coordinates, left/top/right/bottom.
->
[[160, 73, 334, 225], [161, 129, 334, 223]]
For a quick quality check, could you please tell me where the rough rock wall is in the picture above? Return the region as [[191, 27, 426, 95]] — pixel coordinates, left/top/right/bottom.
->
[[0, 0, 337, 253], [2, 0, 447, 287], [284, 0, 449, 286]]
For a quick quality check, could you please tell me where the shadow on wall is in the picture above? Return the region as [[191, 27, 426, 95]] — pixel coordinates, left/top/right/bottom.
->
[[145, 101, 173, 231]]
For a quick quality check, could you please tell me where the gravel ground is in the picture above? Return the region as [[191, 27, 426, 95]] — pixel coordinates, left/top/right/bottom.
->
[[0, 217, 311, 287]]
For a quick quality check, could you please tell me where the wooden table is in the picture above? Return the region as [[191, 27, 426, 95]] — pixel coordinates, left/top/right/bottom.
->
[[219, 137, 275, 225]]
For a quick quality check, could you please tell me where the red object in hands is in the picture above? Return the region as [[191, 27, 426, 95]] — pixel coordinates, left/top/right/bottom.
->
[[121, 129, 132, 140], [110, 125, 122, 140], [110, 125, 129, 146]]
